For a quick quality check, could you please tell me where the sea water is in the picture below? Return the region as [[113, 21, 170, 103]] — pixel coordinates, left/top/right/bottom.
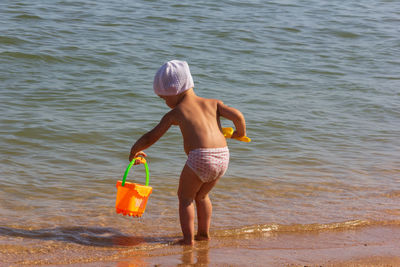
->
[[1, 0, 399, 264]]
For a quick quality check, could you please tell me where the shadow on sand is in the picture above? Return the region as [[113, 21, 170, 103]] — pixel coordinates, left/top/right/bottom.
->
[[0, 226, 174, 247]]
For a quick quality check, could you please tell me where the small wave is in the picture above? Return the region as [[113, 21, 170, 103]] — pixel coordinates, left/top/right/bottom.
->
[[1, 51, 113, 66], [282, 27, 301, 33], [14, 14, 42, 20], [0, 36, 29, 45], [373, 75, 400, 80], [98, 23, 124, 27], [204, 30, 232, 38], [214, 220, 400, 237], [144, 16, 182, 23], [332, 30, 360, 39], [238, 37, 261, 43], [308, 68, 345, 76], [171, 4, 195, 8], [0, 51, 62, 63]]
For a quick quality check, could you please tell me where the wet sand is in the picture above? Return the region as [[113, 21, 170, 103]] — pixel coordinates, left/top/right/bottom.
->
[[2, 225, 400, 266], [108, 225, 400, 266]]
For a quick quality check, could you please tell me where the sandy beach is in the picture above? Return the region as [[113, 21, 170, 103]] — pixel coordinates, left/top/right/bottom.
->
[[113, 225, 400, 266], [3, 224, 399, 266]]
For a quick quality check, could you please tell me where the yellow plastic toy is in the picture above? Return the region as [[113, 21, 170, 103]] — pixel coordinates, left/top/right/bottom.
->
[[222, 127, 251, 142], [115, 157, 152, 217]]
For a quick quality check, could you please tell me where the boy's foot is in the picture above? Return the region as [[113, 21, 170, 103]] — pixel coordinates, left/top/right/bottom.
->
[[195, 234, 210, 241], [173, 238, 194, 246]]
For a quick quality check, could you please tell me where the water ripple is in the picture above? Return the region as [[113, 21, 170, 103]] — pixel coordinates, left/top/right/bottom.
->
[[0, 0, 399, 256]]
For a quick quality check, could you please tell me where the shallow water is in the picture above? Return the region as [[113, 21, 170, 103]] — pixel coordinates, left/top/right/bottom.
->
[[1, 0, 400, 265]]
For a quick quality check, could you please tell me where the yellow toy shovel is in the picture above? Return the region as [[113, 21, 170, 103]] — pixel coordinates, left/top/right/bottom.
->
[[222, 127, 251, 142]]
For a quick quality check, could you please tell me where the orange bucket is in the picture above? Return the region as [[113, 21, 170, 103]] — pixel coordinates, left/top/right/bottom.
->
[[115, 157, 152, 217]]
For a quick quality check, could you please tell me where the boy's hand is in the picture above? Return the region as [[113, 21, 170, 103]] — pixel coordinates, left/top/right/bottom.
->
[[231, 130, 245, 140], [129, 150, 147, 164]]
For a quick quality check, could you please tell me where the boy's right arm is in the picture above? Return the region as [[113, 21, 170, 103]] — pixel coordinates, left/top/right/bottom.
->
[[129, 111, 176, 162], [217, 101, 246, 138]]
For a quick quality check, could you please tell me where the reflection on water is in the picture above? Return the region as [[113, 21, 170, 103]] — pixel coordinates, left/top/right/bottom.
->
[[180, 243, 210, 266]]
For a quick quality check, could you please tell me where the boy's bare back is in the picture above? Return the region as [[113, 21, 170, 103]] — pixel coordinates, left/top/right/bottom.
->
[[164, 90, 227, 154], [129, 87, 246, 162], [157, 88, 246, 155]]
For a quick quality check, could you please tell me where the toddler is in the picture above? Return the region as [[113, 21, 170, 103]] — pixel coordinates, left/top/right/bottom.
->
[[129, 60, 247, 245]]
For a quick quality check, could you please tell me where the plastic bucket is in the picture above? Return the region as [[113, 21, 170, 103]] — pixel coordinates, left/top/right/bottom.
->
[[115, 157, 152, 217]]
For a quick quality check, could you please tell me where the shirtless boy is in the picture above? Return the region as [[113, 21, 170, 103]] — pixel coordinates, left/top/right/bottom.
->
[[129, 60, 247, 245]]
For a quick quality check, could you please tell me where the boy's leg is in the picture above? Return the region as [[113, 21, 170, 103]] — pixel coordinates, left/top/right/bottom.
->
[[195, 179, 219, 240], [177, 164, 203, 245]]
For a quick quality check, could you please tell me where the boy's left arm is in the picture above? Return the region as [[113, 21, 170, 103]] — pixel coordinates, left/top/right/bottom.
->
[[129, 110, 176, 162], [217, 101, 246, 138]]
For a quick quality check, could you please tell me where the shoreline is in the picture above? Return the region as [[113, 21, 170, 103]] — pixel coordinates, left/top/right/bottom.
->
[[119, 225, 400, 266], [2, 224, 400, 266], [93, 225, 400, 266]]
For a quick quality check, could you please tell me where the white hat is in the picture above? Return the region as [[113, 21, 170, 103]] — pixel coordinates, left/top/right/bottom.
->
[[153, 60, 194, 96]]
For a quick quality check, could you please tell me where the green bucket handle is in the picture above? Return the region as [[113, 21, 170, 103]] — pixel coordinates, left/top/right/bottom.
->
[[121, 157, 150, 187]]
